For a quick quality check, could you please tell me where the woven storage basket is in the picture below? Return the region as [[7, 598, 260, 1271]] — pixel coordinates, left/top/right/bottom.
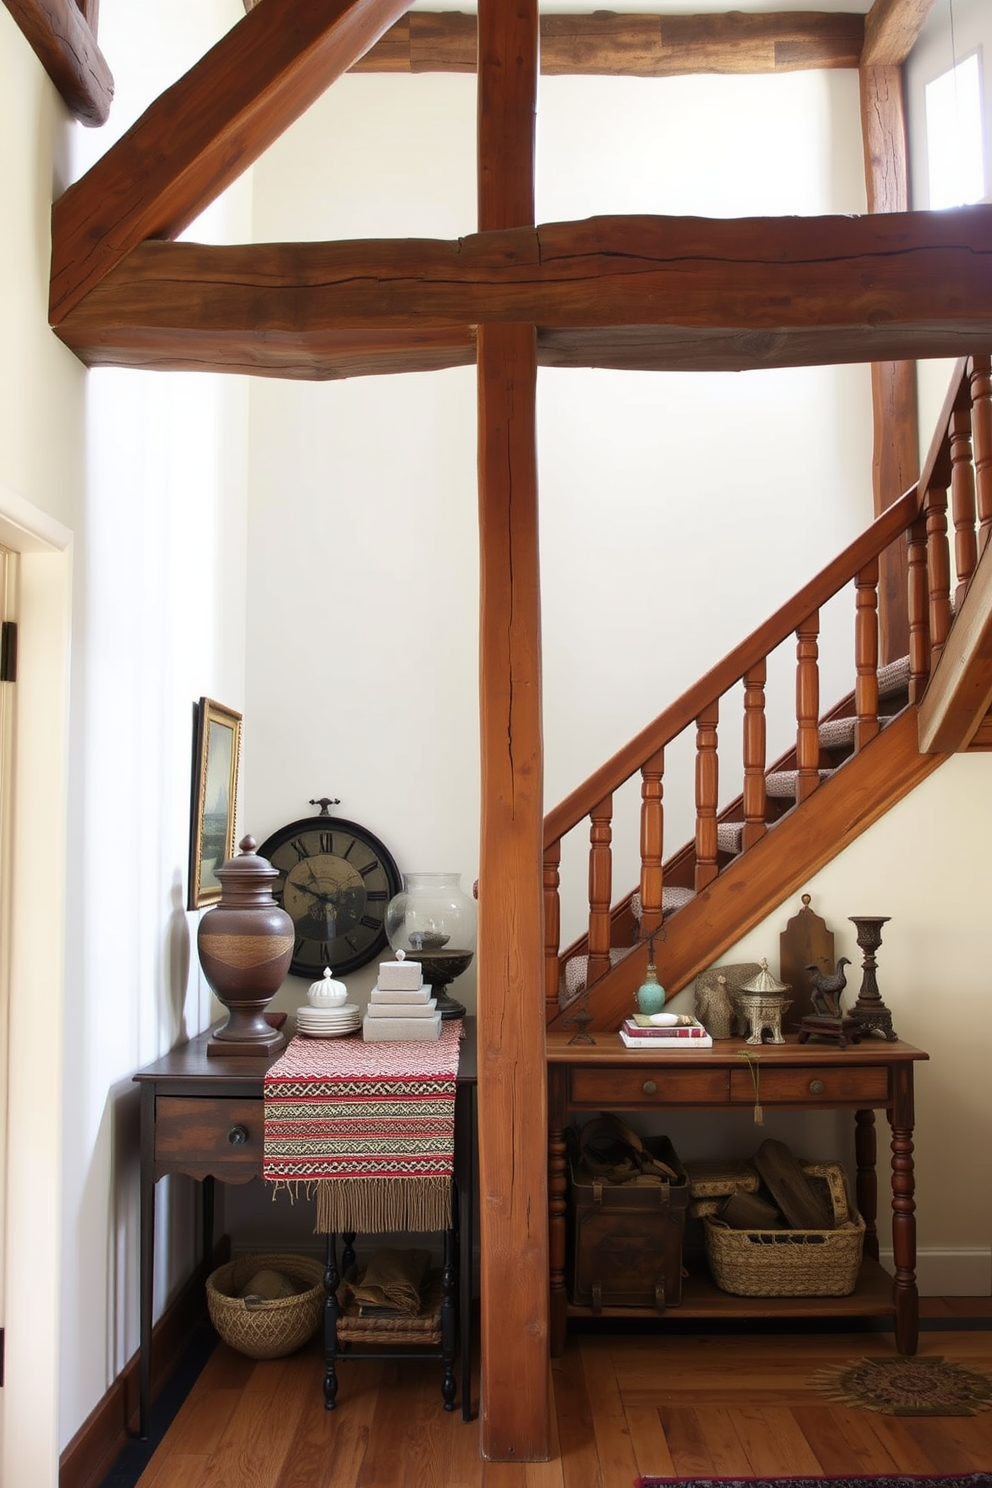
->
[[703, 1162, 864, 1298], [206, 1252, 325, 1359]]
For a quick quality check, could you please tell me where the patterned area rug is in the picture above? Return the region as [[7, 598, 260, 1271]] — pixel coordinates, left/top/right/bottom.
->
[[809, 1355, 992, 1416], [638, 1478, 992, 1488]]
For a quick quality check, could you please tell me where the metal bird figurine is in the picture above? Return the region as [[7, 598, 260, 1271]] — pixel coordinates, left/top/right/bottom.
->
[[805, 956, 851, 1018]]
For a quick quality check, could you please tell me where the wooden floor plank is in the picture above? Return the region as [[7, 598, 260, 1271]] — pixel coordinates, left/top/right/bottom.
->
[[580, 1340, 641, 1488], [659, 1405, 751, 1477], [138, 1452, 211, 1488], [732, 1405, 825, 1475], [196, 1358, 307, 1488], [551, 1346, 602, 1488], [624, 1404, 677, 1479], [791, 1403, 903, 1474]]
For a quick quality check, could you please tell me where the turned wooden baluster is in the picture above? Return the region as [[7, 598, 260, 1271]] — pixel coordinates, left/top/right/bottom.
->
[[971, 354, 992, 555], [585, 795, 613, 986], [694, 702, 719, 891], [906, 516, 931, 704], [638, 748, 665, 938], [543, 838, 562, 1014], [854, 558, 880, 752], [950, 405, 978, 610], [795, 612, 820, 801], [924, 478, 952, 669], [742, 660, 767, 851]]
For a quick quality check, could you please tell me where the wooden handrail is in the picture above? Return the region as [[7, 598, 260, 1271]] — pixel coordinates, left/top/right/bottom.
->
[[543, 482, 921, 848]]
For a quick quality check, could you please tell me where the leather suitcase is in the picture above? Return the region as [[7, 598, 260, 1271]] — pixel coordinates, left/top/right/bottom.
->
[[567, 1125, 688, 1312]]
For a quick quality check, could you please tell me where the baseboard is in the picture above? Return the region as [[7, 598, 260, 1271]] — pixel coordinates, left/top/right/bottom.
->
[[58, 1239, 229, 1488], [880, 1247, 992, 1298]]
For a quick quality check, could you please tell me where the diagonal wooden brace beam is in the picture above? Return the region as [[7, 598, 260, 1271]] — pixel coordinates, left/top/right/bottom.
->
[[3, 0, 113, 125], [49, 0, 414, 321]]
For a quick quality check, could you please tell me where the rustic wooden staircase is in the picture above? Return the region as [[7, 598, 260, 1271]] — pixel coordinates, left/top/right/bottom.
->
[[544, 354, 992, 1033]]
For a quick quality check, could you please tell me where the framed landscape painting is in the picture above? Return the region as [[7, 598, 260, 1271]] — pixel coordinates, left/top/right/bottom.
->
[[188, 697, 242, 909]]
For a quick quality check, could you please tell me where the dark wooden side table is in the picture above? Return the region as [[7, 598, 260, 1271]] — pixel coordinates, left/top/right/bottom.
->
[[546, 1031, 928, 1358], [133, 1017, 477, 1438]]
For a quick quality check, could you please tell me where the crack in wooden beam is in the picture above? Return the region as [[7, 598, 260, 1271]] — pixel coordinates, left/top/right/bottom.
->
[[52, 207, 992, 378], [4, 0, 113, 124], [347, 10, 865, 76]]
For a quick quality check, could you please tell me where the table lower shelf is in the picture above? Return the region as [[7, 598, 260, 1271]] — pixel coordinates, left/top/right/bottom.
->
[[565, 1255, 897, 1324]]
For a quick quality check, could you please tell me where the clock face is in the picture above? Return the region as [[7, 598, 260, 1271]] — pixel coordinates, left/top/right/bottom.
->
[[257, 815, 401, 977]]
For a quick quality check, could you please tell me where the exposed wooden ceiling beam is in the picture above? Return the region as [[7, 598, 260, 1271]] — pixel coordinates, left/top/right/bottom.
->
[[49, 0, 414, 322], [862, 0, 937, 66], [3, 0, 113, 124], [52, 206, 992, 377], [349, 10, 864, 75]]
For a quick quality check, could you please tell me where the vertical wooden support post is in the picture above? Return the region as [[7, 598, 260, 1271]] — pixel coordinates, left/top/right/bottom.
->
[[854, 558, 880, 752], [477, 324, 548, 1462], [477, 0, 544, 1460], [795, 612, 820, 802], [741, 661, 767, 851], [694, 702, 719, 891], [971, 355, 992, 554], [860, 62, 917, 666], [907, 517, 931, 704], [638, 749, 665, 938]]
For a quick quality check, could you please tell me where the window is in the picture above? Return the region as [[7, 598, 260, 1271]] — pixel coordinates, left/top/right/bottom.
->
[[925, 52, 986, 208]]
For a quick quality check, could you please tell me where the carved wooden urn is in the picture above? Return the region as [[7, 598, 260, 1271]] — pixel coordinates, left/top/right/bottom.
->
[[197, 834, 294, 1056]]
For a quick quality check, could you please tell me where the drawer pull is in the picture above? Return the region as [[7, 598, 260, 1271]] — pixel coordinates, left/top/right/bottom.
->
[[808, 1079, 824, 1095], [642, 1080, 658, 1096], [228, 1124, 249, 1146]]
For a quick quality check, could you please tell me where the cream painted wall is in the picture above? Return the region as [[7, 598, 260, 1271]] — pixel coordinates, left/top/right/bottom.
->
[[1, 0, 252, 1475]]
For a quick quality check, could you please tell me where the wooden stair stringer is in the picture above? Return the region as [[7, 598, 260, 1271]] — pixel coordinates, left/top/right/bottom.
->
[[546, 706, 949, 1032]]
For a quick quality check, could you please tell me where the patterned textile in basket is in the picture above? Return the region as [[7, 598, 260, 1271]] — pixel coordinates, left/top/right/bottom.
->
[[206, 1252, 325, 1359], [703, 1162, 864, 1297]]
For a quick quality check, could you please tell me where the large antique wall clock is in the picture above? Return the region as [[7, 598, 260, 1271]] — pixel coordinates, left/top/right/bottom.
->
[[257, 798, 401, 977]]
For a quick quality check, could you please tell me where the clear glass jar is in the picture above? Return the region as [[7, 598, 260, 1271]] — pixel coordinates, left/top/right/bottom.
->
[[385, 872, 477, 1020]]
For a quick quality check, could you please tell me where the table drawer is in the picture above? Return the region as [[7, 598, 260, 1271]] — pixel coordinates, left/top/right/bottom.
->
[[154, 1096, 263, 1165], [729, 1065, 890, 1105], [570, 1066, 730, 1106]]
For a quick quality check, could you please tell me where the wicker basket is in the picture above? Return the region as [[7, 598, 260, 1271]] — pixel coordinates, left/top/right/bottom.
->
[[703, 1162, 864, 1298], [206, 1252, 325, 1359]]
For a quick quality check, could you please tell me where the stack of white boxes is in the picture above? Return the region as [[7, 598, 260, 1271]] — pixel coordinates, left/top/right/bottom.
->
[[363, 952, 442, 1042]]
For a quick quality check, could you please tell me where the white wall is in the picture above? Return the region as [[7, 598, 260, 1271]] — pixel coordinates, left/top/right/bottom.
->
[[1, 1, 252, 1477]]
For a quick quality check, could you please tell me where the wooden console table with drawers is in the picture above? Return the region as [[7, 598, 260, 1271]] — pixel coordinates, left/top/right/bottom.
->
[[546, 1031, 928, 1358], [133, 1019, 477, 1439]]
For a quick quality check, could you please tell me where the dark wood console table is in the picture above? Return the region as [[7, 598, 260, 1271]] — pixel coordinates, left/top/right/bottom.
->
[[547, 1031, 927, 1358], [133, 1018, 477, 1438]]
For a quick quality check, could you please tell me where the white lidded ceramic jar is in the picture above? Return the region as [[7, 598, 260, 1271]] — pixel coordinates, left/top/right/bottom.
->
[[307, 966, 348, 1008]]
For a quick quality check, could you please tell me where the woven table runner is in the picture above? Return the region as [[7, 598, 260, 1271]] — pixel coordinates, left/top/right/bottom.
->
[[263, 1022, 463, 1234]]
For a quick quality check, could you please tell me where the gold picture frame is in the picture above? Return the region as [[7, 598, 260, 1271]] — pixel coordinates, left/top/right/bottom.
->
[[188, 697, 242, 909]]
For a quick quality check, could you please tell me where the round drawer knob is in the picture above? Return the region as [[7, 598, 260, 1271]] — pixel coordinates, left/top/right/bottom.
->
[[228, 1124, 249, 1146], [808, 1079, 824, 1095], [642, 1080, 658, 1096]]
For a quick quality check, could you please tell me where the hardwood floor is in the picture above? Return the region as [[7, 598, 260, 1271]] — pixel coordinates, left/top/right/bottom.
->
[[132, 1302, 992, 1487]]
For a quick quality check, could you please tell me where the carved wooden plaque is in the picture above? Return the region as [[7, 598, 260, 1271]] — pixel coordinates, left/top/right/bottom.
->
[[779, 894, 835, 1029]]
